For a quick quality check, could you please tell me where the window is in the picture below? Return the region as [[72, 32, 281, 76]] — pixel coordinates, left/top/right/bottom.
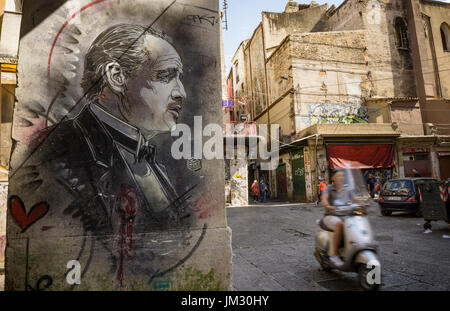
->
[[441, 23, 450, 51], [234, 62, 239, 83], [394, 17, 409, 49], [382, 180, 414, 195]]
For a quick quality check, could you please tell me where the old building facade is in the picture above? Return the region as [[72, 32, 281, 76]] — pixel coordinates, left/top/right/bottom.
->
[[0, 0, 20, 277], [225, 0, 450, 203]]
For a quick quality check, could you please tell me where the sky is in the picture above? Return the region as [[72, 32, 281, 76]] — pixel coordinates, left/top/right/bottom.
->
[[220, 0, 450, 73], [220, 0, 345, 73]]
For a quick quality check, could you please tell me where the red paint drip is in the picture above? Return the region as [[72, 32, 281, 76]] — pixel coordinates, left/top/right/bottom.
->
[[47, 0, 114, 78], [193, 195, 216, 219], [33, 126, 52, 148], [117, 185, 137, 286]]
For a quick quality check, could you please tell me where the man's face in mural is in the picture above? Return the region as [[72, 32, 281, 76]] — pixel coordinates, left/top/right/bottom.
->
[[107, 35, 186, 137]]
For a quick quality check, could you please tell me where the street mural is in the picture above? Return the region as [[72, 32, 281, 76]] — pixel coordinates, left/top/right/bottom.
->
[[6, 0, 229, 290], [309, 101, 369, 125], [363, 168, 393, 185]]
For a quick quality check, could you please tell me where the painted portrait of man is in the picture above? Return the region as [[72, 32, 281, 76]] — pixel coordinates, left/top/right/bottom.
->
[[6, 0, 231, 291], [8, 24, 197, 286]]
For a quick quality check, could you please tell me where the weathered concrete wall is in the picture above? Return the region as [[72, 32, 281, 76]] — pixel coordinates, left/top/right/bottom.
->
[[246, 25, 267, 118], [326, 0, 365, 31], [420, 1, 450, 99], [0, 182, 6, 267], [262, 4, 329, 58], [390, 100, 424, 135], [1, 84, 14, 169], [288, 31, 370, 132], [268, 94, 293, 139], [6, 0, 231, 291], [229, 157, 248, 207], [243, 43, 254, 118], [230, 41, 249, 121], [267, 39, 293, 105], [364, 0, 416, 99], [327, 0, 417, 99], [231, 41, 247, 98]]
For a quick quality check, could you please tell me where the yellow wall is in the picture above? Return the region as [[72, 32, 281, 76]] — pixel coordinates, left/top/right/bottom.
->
[[268, 94, 293, 138]]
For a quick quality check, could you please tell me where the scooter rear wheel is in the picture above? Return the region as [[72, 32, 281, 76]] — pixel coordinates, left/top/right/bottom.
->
[[358, 264, 380, 291]]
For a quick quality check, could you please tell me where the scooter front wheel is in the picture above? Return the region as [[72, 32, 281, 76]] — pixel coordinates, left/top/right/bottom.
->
[[314, 250, 332, 272], [358, 265, 380, 291]]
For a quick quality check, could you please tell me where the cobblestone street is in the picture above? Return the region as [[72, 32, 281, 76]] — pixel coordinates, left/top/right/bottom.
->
[[227, 203, 450, 291]]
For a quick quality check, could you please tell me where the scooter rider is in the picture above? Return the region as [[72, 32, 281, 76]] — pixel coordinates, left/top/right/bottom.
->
[[321, 169, 360, 267]]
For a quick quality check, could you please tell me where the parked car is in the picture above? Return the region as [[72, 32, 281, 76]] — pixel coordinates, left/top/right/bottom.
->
[[378, 178, 437, 217]]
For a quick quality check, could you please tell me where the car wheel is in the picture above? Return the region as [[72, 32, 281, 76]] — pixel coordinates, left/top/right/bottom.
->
[[424, 221, 431, 230], [381, 210, 392, 216]]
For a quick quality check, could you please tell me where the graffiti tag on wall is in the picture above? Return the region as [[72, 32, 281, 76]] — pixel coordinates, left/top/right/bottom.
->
[[309, 101, 369, 125]]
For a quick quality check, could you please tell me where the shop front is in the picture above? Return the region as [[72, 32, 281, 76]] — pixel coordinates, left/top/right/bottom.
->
[[326, 143, 396, 185], [291, 148, 307, 202], [402, 147, 432, 177], [439, 152, 450, 180]]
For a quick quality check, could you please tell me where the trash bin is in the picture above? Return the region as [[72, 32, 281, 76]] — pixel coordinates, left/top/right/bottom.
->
[[418, 180, 450, 230]]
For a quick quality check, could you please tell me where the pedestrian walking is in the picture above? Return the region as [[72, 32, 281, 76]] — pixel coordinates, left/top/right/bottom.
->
[[251, 180, 260, 203], [260, 180, 268, 203], [373, 177, 382, 196], [367, 173, 375, 198], [317, 178, 327, 205]]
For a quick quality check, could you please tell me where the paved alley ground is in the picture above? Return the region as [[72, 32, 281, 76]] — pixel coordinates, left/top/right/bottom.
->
[[227, 203, 450, 291]]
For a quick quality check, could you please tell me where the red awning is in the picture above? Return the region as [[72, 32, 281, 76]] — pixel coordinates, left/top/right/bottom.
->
[[327, 144, 395, 170]]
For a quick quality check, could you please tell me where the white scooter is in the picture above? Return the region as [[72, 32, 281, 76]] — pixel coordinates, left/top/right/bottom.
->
[[314, 203, 380, 290]]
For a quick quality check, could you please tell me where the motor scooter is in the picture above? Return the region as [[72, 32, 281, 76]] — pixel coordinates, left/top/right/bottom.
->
[[314, 203, 381, 291]]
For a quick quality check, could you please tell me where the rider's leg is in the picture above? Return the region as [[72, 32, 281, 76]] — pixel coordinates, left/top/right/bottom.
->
[[330, 221, 343, 257], [323, 216, 344, 267]]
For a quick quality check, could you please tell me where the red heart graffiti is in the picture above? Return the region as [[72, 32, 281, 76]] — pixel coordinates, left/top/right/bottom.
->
[[9, 196, 49, 233]]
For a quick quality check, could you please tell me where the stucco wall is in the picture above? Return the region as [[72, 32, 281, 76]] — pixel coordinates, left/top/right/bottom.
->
[[363, 0, 417, 99], [262, 4, 329, 58], [326, 0, 366, 31], [287, 31, 370, 132], [246, 25, 267, 118], [0, 182, 6, 267], [266, 39, 293, 104], [327, 0, 417, 99], [420, 1, 450, 99], [268, 93, 293, 139]]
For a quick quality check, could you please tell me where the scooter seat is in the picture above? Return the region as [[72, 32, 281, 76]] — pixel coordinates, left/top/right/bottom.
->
[[319, 218, 334, 232]]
